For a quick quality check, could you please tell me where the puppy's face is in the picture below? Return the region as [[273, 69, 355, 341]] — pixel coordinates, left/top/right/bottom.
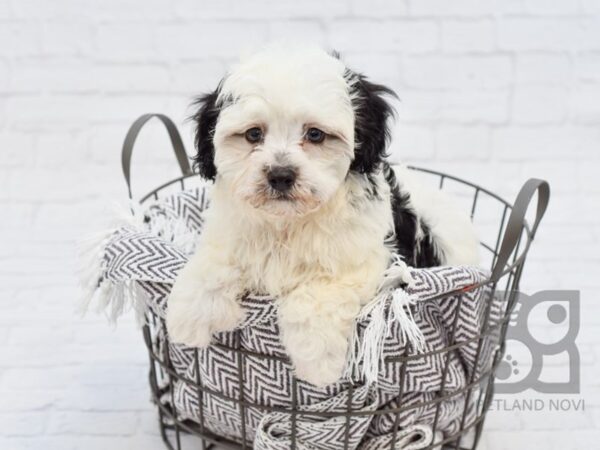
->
[[193, 46, 395, 218]]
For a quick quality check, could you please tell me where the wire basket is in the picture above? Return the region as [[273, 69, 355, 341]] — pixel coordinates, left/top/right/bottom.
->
[[122, 114, 550, 450]]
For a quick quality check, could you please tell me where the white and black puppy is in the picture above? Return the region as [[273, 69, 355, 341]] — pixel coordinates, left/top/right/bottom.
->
[[167, 45, 479, 387]]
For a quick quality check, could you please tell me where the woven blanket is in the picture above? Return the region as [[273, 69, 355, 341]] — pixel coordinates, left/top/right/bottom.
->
[[81, 185, 504, 450]]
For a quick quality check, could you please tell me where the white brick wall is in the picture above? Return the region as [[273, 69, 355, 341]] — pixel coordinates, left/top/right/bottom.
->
[[1, 0, 598, 449]]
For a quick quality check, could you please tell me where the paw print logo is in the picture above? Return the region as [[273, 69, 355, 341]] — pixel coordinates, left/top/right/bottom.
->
[[495, 290, 580, 394], [497, 354, 519, 380]]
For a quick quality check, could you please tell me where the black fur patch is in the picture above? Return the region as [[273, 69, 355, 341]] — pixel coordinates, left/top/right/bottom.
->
[[346, 70, 397, 175], [414, 221, 441, 268], [190, 87, 223, 180], [383, 163, 441, 268]]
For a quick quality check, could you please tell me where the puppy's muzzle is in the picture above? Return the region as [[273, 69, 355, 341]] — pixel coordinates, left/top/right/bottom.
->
[[267, 167, 296, 193]]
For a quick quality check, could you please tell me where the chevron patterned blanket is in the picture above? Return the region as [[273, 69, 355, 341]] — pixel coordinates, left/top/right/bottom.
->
[[82, 185, 503, 450]]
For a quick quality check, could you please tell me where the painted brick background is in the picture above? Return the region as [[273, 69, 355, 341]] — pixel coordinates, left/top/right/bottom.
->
[[0, 0, 599, 449]]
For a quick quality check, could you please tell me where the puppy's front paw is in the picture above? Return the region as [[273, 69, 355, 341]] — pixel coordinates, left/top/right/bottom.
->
[[166, 276, 244, 348], [283, 322, 349, 388], [167, 297, 213, 348]]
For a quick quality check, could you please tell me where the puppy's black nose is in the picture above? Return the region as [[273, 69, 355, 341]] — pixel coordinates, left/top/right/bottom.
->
[[267, 167, 296, 193]]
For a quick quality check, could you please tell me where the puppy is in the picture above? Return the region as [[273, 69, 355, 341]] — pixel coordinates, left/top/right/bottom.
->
[[167, 45, 479, 387]]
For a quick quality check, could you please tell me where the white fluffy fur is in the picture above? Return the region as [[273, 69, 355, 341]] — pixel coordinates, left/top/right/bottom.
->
[[167, 45, 480, 387]]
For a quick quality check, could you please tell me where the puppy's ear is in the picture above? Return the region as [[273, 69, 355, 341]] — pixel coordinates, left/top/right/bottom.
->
[[191, 86, 222, 181], [347, 71, 397, 174]]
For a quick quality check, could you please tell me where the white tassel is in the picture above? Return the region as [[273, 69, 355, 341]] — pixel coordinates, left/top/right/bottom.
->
[[344, 255, 425, 384], [77, 201, 137, 320], [77, 230, 115, 318], [388, 288, 426, 354], [145, 211, 198, 255], [77, 196, 199, 325]]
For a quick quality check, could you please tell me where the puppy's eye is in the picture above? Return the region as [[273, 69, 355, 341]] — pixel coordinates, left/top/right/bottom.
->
[[305, 127, 326, 144], [245, 127, 263, 143]]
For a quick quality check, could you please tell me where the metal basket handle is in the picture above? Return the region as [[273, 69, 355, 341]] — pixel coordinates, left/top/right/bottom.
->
[[121, 113, 193, 199], [490, 178, 550, 282]]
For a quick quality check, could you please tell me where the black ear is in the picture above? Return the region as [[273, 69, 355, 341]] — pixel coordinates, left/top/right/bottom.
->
[[191, 87, 222, 181], [348, 72, 397, 174]]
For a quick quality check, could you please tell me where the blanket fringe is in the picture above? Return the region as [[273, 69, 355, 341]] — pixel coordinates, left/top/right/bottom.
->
[[95, 280, 147, 324], [77, 199, 197, 325], [344, 255, 426, 385], [77, 226, 121, 322]]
